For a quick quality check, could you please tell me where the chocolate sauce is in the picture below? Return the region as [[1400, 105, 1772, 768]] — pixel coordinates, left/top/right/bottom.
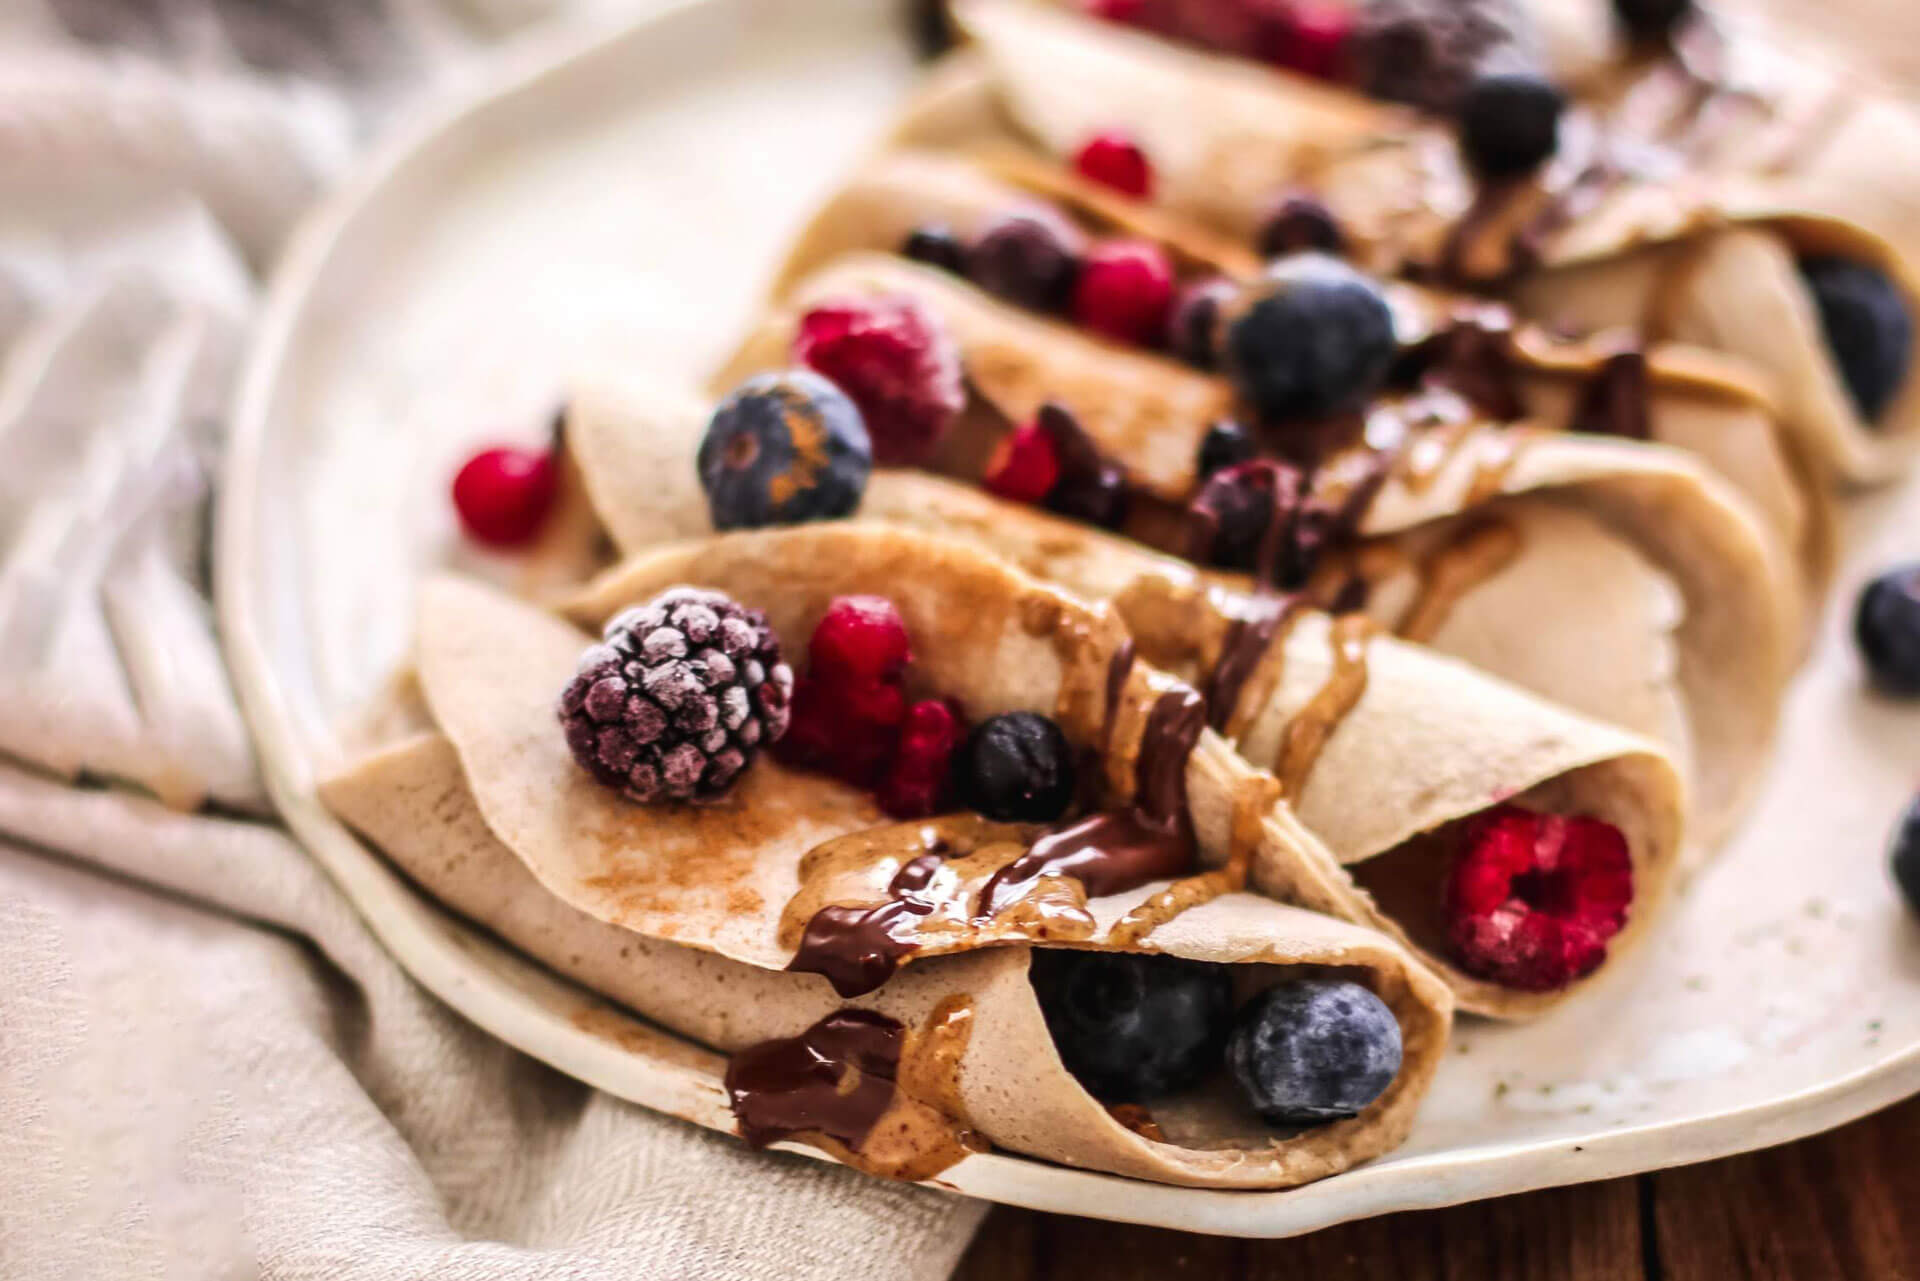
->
[[1102, 639, 1137, 749], [1037, 402, 1129, 530], [1395, 310, 1524, 420], [725, 1009, 905, 1150], [1569, 350, 1652, 440], [788, 853, 945, 998], [977, 686, 1209, 920], [1206, 595, 1304, 732]]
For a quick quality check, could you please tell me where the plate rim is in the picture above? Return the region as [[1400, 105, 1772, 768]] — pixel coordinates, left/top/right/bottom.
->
[[214, 0, 1920, 1238]]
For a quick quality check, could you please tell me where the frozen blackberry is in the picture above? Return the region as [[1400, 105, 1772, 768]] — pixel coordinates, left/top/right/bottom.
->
[[558, 587, 793, 804]]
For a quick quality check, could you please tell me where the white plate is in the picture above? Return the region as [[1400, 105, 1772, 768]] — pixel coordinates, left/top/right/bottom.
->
[[218, 0, 1920, 1237]]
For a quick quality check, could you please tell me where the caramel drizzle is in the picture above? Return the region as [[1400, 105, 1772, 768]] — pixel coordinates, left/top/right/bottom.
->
[[1272, 614, 1375, 802]]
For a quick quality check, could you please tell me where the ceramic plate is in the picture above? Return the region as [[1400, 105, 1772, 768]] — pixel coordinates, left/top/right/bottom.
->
[[218, 0, 1920, 1237]]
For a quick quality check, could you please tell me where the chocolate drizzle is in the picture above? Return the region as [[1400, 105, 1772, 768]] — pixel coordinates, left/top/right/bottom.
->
[[1394, 309, 1524, 420], [1569, 350, 1652, 440], [725, 1009, 905, 1151], [788, 853, 946, 998], [1206, 595, 1305, 733], [977, 686, 1208, 920]]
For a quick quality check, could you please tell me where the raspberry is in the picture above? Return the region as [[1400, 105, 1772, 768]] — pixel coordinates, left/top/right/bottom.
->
[[793, 297, 964, 465], [1072, 131, 1154, 199], [983, 421, 1063, 504], [452, 446, 556, 548], [877, 698, 968, 818], [1086, 0, 1150, 24], [1444, 806, 1634, 992], [1272, 3, 1354, 79], [558, 588, 791, 803], [776, 674, 904, 788], [808, 595, 912, 686], [1071, 239, 1176, 346]]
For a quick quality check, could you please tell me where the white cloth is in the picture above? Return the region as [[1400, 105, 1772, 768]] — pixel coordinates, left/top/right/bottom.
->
[[0, 3, 987, 1276]]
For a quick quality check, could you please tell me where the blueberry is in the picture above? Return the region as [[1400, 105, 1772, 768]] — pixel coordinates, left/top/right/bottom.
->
[[1893, 795, 1920, 915], [697, 371, 871, 530], [902, 223, 968, 276], [1197, 419, 1257, 478], [1223, 254, 1398, 423], [1801, 257, 1914, 423], [968, 210, 1084, 311], [1030, 950, 1233, 1102], [1855, 564, 1920, 695], [1457, 72, 1564, 179], [1227, 979, 1402, 1125], [959, 711, 1076, 822], [1613, 0, 1691, 39]]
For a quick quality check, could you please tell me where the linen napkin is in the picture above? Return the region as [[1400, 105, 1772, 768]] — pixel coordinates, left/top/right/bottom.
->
[[0, 2, 987, 1275]]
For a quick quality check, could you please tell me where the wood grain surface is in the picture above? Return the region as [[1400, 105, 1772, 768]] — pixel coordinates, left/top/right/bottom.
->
[[954, 1094, 1920, 1278]]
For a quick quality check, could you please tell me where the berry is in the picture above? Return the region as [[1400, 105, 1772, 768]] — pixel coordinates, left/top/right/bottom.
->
[[1086, 0, 1149, 22], [878, 698, 968, 818], [1800, 257, 1914, 423], [451, 446, 556, 548], [1891, 794, 1920, 915], [809, 595, 913, 687], [1187, 459, 1307, 577], [983, 420, 1063, 504], [958, 711, 1076, 822], [1071, 240, 1176, 345], [1352, 0, 1519, 110], [1197, 419, 1257, 478], [1168, 276, 1236, 369], [1223, 253, 1398, 423], [968, 209, 1085, 311], [1258, 192, 1346, 259], [697, 371, 871, 529], [1030, 950, 1233, 1102], [1036, 403, 1130, 529], [793, 297, 964, 464], [1613, 0, 1692, 40], [1444, 806, 1634, 992], [1227, 979, 1402, 1124], [776, 675, 905, 789], [902, 223, 968, 276], [1271, 3, 1353, 80], [1855, 565, 1920, 695], [1458, 71, 1564, 179], [1073, 130, 1154, 199], [558, 588, 791, 804]]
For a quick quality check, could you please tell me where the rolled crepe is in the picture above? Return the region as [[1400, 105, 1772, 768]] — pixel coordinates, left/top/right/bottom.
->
[[552, 525, 1682, 1019], [941, 0, 1920, 484], [769, 145, 1825, 596], [1521, 0, 1920, 264], [686, 253, 1789, 841], [323, 731, 1454, 1188]]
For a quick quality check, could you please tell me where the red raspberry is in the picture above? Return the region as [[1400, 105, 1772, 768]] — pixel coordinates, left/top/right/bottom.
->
[[1072, 131, 1154, 199], [451, 446, 556, 548], [1086, 0, 1149, 22], [1071, 240, 1176, 346], [775, 674, 905, 789], [809, 595, 912, 686], [878, 699, 968, 818], [793, 297, 964, 465], [983, 421, 1063, 504], [1271, 3, 1353, 80], [1444, 806, 1634, 992]]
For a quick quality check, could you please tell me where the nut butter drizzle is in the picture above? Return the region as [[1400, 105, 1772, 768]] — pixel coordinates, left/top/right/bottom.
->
[[1394, 518, 1524, 643], [724, 998, 986, 1180], [1271, 614, 1376, 802]]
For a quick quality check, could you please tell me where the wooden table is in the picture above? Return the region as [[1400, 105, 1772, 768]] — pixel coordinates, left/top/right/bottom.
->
[[954, 1093, 1920, 1278]]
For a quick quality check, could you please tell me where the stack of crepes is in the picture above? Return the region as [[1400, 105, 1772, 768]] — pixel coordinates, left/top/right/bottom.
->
[[322, 0, 1917, 1192]]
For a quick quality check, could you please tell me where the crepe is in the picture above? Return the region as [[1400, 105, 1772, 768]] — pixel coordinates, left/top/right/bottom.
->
[[937, 0, 1920, 484], [682, 251, 1788, 844], [769, 145, 1825, 596], [322, 523, 1497, 1186]]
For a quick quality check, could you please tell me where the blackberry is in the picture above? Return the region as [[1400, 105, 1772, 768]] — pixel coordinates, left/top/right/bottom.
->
[[558, 587, 792, 804]]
